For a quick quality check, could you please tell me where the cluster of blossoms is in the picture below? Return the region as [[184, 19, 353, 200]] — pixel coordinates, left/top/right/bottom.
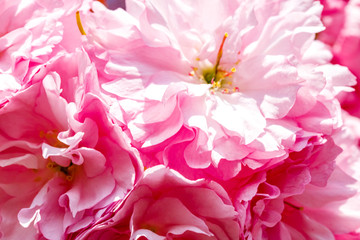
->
[[1, 0, 360, 239]]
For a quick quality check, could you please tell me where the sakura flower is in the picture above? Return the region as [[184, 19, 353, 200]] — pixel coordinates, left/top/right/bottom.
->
[[279, 166, 360, 240], [0, 63, 142, 239], [80, 0, 355, 180], [318, 0, 360, 116], [69, 165, 240, 240], [227, 134, 360, 239], [0, 0, 92, 107]]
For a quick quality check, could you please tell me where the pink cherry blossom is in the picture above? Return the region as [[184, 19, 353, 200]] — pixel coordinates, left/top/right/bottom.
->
[[318, 0, 360, 116], [80, 0, 355, 180], [0, 0, 359, 239], [0, 0, 92, 107], [0, 59, 142, 239], [280, 165, 359, 239], [276, 113, 360, 239], [69, 165, 240, 240], [229, 113, 360, 239], [226, 134, 360, 239]]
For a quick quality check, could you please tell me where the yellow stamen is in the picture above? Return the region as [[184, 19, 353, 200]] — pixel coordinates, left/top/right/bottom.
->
[[222, 88, 229, 94], [66, 175, 73, 181], [46, 160, 77, 182], [47, 162, 56, 169], [76, 11, 86, 35]]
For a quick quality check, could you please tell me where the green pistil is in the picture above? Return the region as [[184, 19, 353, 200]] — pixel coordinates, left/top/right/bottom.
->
[[202, 67, 217, 84]]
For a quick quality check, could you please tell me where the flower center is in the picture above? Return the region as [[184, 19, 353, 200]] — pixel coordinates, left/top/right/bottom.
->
[[47, 161, 77, 181], [40, 130, 76, 181], [189, 33, 239, 94]]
